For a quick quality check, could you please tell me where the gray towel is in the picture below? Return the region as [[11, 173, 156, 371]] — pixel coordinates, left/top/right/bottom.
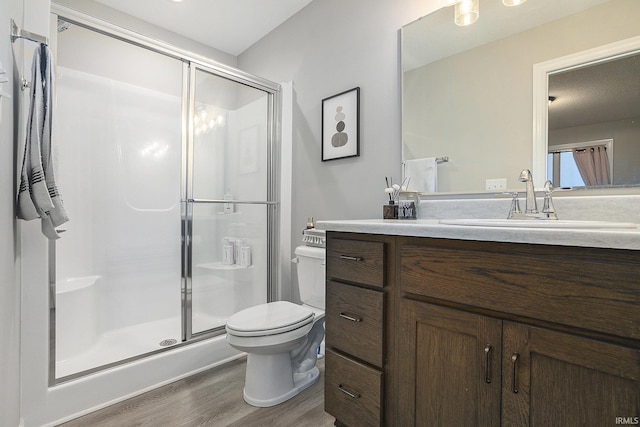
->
[[17, 44, 69, 239]]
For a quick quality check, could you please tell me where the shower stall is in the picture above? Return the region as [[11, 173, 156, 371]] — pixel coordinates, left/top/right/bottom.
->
[[50, 10, 279, 382]]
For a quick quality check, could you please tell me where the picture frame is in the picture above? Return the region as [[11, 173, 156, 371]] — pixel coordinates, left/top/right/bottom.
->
[[321, 87, 360, 161]]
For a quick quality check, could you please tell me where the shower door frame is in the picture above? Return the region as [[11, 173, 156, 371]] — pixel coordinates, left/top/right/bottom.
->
[[182, 62, 281, 341], [49, 4, 281, 385]]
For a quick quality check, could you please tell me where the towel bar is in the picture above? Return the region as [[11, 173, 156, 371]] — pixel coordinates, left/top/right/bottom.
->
[[10, 18, 49, 46]]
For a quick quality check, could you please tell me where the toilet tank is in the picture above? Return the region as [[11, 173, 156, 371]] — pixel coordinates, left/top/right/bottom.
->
[[294, 245, 325, 310]]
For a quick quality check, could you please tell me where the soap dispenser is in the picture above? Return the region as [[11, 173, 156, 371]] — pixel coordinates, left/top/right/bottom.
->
[[223, 190, 235, 213]]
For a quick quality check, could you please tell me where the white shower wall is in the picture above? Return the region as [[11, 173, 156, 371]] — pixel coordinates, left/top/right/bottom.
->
[[55, 67, 183, 335]]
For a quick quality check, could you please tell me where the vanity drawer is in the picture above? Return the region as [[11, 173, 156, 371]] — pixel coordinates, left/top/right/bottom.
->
[[325, 349, 382, 427], [400, 239, 640, 340], [326, 280, 384, 367], [327, 238, 385, 288]]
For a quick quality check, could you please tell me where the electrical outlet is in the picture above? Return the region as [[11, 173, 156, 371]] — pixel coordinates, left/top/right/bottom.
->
[[486, 178, 507, 191]]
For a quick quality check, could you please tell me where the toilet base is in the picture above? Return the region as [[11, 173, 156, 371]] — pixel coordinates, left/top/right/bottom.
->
[[243, 351, 320, 407]]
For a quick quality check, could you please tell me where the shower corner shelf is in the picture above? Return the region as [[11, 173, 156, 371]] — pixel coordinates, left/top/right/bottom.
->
[[196, 262, 254, 271]]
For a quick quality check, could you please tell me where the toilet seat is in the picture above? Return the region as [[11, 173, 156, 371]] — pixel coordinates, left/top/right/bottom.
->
[[226, 301, 314, 337]]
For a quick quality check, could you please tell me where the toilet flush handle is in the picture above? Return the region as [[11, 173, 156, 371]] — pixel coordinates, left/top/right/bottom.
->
[[291, 257, 299, 264]]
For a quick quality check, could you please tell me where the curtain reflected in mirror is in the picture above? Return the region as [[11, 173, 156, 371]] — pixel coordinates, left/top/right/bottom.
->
[[574, 146, 611, 186], [547, 52, 640, 188], [548, 142, 613, 188]]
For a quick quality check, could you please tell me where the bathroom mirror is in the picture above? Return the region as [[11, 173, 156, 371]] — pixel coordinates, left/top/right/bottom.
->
[[402, 0, 640, 193]]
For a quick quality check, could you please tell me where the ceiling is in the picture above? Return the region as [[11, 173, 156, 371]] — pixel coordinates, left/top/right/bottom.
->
[[549, 53, 640, 130], [402, 0, 610, 72], [94, 0, 314, 56]]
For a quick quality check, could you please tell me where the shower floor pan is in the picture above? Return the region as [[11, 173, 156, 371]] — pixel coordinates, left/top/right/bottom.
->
[[55, 314, 225, 379]]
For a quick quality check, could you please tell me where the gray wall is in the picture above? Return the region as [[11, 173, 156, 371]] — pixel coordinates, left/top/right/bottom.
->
[[238, 0, 432, 277], [0, 0, 22, 424]]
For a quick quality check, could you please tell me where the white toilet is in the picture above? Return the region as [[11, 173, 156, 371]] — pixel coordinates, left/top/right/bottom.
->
[[225, 240, 326, 407]]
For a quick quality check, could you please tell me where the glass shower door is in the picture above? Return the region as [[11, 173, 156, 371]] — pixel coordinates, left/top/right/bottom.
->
[[186, 66, 275, 336], [53, 22, 184, 379]]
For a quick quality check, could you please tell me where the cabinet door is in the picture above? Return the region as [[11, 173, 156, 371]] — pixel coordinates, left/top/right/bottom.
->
[[502, 322, 640, 427], [396, 300, 502, 426]]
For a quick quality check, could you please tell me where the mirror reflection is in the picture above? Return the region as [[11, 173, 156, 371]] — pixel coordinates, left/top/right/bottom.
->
[[547, 53, 640, 188], [402, 0, 640, 193]]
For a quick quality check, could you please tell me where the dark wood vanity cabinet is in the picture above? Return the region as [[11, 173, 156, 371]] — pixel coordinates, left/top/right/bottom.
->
[[396, 300, 502, 426], [324, 231, 639, 427], [324, 233, 394, 427], [501, 322, 639, 426], [396, 300, 639, 426], [395, 237, 640, 427]]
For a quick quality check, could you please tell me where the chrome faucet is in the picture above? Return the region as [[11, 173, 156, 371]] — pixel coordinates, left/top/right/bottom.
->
[[518, 169, 538, 214], [507, 170, 558, 220]]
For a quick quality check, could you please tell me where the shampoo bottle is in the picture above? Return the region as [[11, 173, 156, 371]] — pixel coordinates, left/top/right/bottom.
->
[[222, 238, 234, 265], [240, 239, 252, 268], [234, 238, 243, 264]]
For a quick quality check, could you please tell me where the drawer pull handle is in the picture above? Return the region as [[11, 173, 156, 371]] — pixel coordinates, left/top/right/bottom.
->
[[339, 312, 363, 323], [511, 353, 519, 394], [484, 344, 492, 384], [338, 384, 360, 399], [339, 255, 363, 262]]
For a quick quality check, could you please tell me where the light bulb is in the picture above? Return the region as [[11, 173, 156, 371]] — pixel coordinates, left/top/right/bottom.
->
[[455, 0, 479, 26], [503, 0, 527, 6]]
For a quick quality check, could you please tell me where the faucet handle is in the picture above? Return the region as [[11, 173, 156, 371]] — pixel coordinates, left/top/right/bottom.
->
[[507, 192, 521, 219], [542, 181, 558, 220], [544, 180, 554, 194]]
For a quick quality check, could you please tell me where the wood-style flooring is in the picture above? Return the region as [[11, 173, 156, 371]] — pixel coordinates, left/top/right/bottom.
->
[[59, 357, 336, 427]]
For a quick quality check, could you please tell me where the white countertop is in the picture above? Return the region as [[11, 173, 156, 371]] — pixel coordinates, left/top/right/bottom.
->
[[316, 219, 640, 251]]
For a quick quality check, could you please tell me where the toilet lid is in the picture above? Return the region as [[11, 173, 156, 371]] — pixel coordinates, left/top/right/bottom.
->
[[226, 301, 314, 337]]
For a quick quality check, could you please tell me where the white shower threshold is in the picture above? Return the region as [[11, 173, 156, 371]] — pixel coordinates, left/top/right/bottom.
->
[[56, 314, 226, 379]]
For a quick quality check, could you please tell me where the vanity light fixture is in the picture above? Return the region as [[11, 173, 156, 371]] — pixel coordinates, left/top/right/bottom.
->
[[503, 0, 527, 6], [454, 0, 479, 26]]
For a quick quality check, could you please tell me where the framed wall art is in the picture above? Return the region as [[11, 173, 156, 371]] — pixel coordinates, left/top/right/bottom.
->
[[321, 87, 360, 161]]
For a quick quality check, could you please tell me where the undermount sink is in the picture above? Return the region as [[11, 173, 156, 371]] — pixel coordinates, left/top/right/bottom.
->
[[438, 219, 638, 230]]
